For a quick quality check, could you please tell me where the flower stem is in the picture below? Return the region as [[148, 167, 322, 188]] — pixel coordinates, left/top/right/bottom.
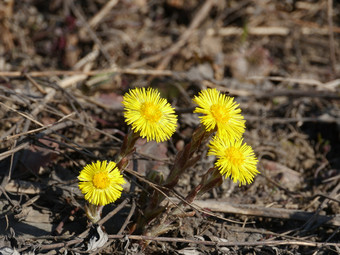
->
[[164, 124, 215, 189], [116, 129, 140, 171], [85, 202, 104, 223]]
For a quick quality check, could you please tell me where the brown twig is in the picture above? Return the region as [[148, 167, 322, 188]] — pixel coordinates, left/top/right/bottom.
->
[[247, 76, 339, 91], [0, 120, 74, 161], [156, 0, 216, 71], [109, 235, 340, 248], [97, 197, 131, 227], [70, 1, 114, 65], [117, 199, 136, 235], [24, 74, 47, 94], [23, 234, 340, 252], [85, 0, 118, 29], [0, 142, 29, 162], [170, 198, 340, 227], [29, 233, 340, 253], [0, 101, 44, 127], [41, 198, 131, 252], [0, 68, 173, 77], [124, 166, 239, 225], [208, 25, 340, 37], [205, 81, 340, 99], [327, 0, 337, 75], [302, 182, 340, 231], [2, 113, 75, 141]]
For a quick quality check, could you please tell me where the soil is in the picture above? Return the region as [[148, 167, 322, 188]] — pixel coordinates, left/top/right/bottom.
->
[[0, 0, 339, 254]]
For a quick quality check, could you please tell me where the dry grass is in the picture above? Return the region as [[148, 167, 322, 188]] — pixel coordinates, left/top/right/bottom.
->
[[0, 0, 340, 254]]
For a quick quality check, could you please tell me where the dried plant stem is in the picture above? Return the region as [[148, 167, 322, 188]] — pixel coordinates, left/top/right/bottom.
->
[[164, 125, 214, 189], [156, 0, 216, 70], [327, 0, 337, 75], [0, 68, 173, 77], [116, 129, 140, 171]]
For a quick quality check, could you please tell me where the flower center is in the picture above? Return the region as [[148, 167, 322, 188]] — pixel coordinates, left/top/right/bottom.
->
[[211, 104, 230, 123], [141, 102, 162, 123], [92, 172, 110, 189], [225, 147, 245, 166]]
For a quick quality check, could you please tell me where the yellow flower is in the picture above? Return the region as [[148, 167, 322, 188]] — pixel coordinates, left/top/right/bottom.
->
[[193, 88, 245, 140], [208, 136, 259, 185], [122, 87, 177, 143], [78, 160, 125, 206]]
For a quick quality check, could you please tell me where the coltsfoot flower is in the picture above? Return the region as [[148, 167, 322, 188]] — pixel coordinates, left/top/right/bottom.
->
[[78, 160, 126, 206], [193, 88, 245, 140], [123, 87, 177, 143], [208, 136, 259, 185]]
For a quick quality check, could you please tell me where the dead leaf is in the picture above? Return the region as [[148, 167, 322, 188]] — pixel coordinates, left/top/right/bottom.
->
[[261, 159, 302, 191], [129, 139, 169, 177], [87, 225, 108, 252], [0, 247, 20, 255], [95, 92, 123, 109], [5, 180, 43, 194], [229, 45, 274, 81], [18, 138, 59, 175]]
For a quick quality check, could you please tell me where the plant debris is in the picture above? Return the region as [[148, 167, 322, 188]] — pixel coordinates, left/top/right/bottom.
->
[[0, 0, 340, 254]]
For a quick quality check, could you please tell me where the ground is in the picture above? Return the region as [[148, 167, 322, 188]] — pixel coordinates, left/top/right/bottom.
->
[[0, 0, 340, 254]]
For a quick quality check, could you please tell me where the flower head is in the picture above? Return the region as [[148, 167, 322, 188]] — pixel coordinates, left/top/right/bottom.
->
[[193, 88, 245, 140], [78, 160, 125, 206], [208, 136, 259, 185], [123, 87, 177, 143]]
